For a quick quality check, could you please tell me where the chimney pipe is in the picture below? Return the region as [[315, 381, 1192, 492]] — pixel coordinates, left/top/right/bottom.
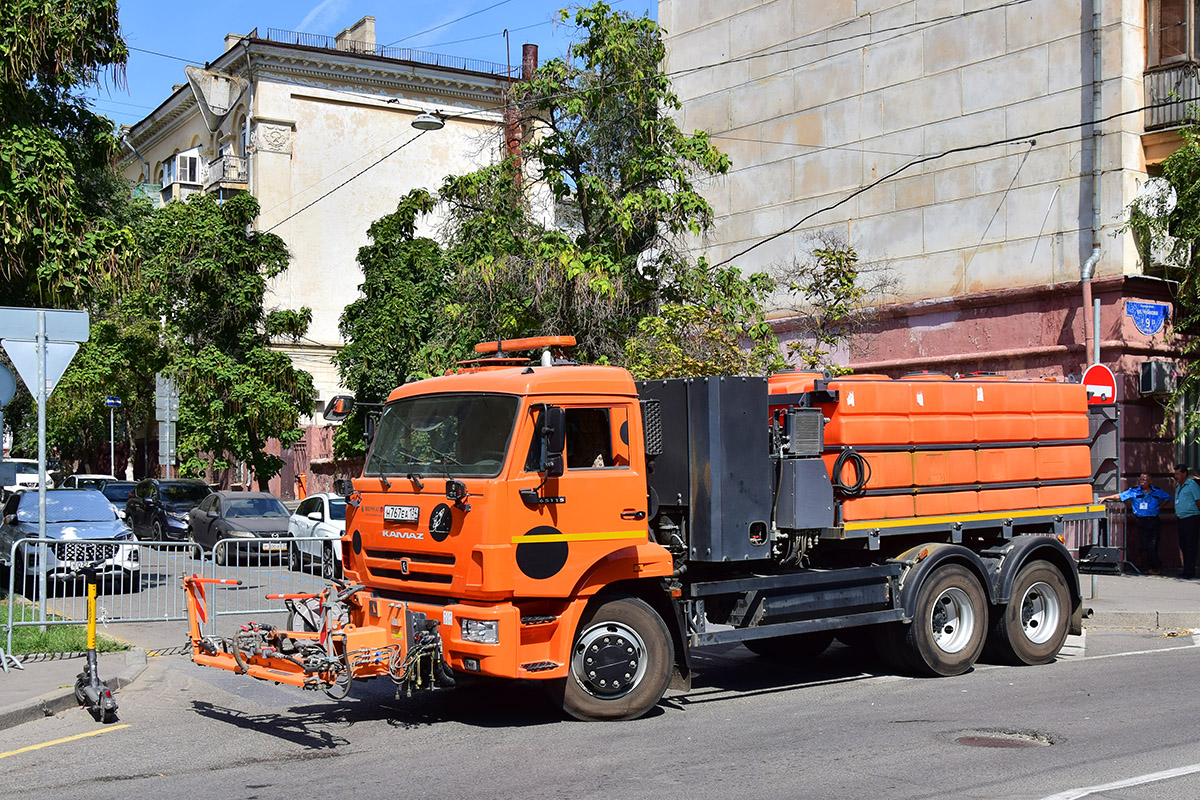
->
[[522, 43, 538, 79]]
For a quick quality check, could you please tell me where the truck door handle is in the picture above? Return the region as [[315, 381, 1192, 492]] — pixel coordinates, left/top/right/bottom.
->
[[620, 509, 646, 520]]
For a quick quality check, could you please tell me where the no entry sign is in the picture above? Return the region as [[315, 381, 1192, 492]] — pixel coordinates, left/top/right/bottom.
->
[[1083, 363, 1117, 405]]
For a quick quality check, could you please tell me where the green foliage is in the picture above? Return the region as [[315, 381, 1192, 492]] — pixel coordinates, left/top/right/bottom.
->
[[624, 261, 784, 378], [782, 241, 869, 370], [334, 189, 446, 457], [0, 0, 131, 305], [337, 1, 759, 404], [1124, 119, 1200, 436], [138, 193, 315, 486]]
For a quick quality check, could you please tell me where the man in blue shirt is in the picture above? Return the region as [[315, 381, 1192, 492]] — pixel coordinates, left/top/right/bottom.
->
[[1174, 464, 1200, 579], [1103, 473, 1172, 575]]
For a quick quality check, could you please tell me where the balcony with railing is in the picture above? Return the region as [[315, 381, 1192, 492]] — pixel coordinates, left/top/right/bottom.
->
[[1145, 64, 1200, 131], [205, 155, 249, 191]]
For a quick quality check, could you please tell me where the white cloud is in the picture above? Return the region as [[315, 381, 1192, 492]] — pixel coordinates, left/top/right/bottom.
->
[[296, 0, 349, 32]]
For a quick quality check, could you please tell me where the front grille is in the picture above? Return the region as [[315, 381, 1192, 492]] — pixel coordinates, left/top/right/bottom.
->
[[52, 542, 118, 561], [365, 548, 455, 566], [372, 568, 453, 585]]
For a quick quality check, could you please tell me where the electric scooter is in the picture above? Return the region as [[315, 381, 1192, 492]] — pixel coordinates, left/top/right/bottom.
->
[[73, 563, 118, 723]]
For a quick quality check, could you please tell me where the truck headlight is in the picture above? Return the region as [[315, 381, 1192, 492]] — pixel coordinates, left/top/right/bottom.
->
[[460, 618, 499, 644]]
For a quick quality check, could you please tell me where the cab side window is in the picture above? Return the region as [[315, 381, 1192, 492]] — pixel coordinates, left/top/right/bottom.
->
[[566, 408, 631, 470]]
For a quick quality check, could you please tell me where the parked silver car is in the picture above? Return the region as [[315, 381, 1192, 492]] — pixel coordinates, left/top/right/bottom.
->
[[0, 489, 139, 594]]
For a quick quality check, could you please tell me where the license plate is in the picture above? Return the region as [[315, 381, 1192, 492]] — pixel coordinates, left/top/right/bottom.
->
[[262, 542, 286, 551], [384, 505, 419, 523]]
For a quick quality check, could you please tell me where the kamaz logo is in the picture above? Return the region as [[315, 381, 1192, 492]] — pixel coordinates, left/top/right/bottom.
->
[[382, 530, 425, 540]]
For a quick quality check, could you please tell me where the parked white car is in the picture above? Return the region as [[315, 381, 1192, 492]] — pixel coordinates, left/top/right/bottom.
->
[[60, 473, 117, 490], [286, 492, 346, 579], [2, 458, 54, 499]]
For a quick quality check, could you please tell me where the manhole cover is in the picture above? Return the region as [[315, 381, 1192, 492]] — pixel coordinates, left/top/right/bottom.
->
[[954, 730, 1054, 748]]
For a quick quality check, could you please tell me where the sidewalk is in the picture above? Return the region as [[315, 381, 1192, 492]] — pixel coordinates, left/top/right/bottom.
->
[[0, 574, 1196, 732], [1081, 572, 1200, 630]]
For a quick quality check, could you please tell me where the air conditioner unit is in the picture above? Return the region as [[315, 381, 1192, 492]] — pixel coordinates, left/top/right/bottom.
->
[[1140, 360, 1176, 396]]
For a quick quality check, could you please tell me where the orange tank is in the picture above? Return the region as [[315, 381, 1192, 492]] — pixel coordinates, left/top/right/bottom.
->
[[769, 372, 1094, 524]]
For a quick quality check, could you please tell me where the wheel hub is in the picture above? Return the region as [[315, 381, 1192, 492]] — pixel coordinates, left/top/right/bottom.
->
[[930, 587, 976, 654], [572, 622, 647, 699], [1019, 580, 1061, 644]]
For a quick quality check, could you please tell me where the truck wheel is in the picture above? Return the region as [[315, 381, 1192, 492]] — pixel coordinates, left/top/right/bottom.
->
[[988, 560, 1070, 666], [885, 564, 987, 677], [743, 631, 834, 660], [554, 596, 673, 721]]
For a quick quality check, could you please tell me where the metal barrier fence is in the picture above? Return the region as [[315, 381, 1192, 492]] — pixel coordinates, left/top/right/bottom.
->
[[4, 536, 341, 657]]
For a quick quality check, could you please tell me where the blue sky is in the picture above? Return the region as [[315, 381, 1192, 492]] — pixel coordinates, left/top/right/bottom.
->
[[86, 0, 656, 126]]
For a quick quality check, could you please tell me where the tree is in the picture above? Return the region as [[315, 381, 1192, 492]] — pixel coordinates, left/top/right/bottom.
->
[[333, 189, 446, 457], [774, 232, 897, 371], [0, 0, 132, 306], [623, 261, 783, 378], [1123, 120, 1200, 434], [138, 193, 315, 489], [345, 2, 770, 382]]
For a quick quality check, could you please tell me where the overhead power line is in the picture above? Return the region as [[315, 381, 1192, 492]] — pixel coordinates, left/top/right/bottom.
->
[[712, 100, 1177, 269], [385, 0, 516, 47]]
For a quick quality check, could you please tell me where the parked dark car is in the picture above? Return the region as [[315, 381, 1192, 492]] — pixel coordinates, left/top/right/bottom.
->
[[0, 489, 138, 592], [187, 491, 291, 565], [125, 479, 212, 541], [100, 481, 137, 520]]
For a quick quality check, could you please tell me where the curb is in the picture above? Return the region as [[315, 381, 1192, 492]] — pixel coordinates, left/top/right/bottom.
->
[[1085, 610, 1200, 631], [0, 648, 147, 732]]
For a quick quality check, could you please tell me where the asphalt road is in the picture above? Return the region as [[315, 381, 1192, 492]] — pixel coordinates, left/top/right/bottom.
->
[[1, 628, 1198, 800]]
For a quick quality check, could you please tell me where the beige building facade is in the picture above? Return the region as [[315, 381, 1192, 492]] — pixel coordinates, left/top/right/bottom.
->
[[121, 17, 515, 493], [660, 0, 1198, 467]]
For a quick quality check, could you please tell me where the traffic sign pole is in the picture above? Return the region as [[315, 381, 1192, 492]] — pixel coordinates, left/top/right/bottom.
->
[[36, 312, 47, 620], [110, 405, 115, 476]]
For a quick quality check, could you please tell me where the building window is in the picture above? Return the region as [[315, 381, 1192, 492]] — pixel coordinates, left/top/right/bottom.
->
[[1149, 0, 1199, 67]]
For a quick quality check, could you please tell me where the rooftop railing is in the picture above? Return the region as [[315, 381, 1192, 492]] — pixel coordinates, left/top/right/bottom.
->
[[262, 28, 518, 79]]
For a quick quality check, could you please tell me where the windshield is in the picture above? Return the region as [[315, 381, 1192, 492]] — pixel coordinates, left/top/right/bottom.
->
[[159, 483, 210, 504], [74, 477, 109, 490], [225, 497, 289, 518], [366, 393, 520, 478], [17, 491, 118, 523], [101, 483, 136, 503], [328, 498, 347, 521]]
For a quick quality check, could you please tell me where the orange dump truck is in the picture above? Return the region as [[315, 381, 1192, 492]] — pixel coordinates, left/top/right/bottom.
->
[[185, 337, 1105, 720]]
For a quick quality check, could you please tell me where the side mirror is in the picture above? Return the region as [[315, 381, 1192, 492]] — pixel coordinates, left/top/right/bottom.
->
[[206, 510, 218, 519], [323, 394, 356, 422], [333, 478, 355, 497], [544, 406, 566, 455], [539, 406, 566, 477], [307, 511, 323, 522], [3, 514, 14, 526], [445, 479, 468, 502]]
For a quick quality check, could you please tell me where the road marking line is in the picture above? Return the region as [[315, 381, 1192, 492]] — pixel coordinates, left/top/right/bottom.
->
[[1071, 640, 1200, 662], [1039, 762, 1200, 799], [0, 724, 129, 760]]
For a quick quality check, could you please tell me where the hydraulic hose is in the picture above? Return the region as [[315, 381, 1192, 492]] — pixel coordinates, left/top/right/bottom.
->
[[831, 448, 870, 497]]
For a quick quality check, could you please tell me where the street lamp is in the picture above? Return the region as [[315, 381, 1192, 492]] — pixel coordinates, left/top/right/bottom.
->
[[411, 110, 444, 131]]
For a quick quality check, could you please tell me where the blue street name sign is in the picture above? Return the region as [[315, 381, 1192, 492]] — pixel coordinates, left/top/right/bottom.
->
[[105, 396, 122, 408], [1126, 301, 1169, 336]]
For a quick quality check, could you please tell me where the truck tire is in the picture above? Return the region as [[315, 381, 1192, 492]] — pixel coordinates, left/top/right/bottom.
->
[[553, 596, 673, 721], [987, 560, 1070, 666], [743, 630, 834, 660], [884, 563, 987, 677]]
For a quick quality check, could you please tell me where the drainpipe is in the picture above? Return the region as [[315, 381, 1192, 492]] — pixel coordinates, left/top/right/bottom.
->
[[242, 38, 254, 198], [1081, 3, 1102, 367]]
